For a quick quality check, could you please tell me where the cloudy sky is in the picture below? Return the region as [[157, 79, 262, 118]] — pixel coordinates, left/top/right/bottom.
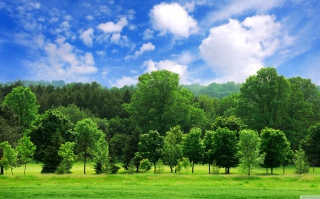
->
[[0, 0, 319, 87]]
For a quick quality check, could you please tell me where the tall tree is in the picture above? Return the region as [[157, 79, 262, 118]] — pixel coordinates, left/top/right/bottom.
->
[[137, 130, 164, 171], [29, 110, 74, 173], [162, 126, 183, 172], [16, 135, 36, 175], [260, 128, 290, 174], [203, 130, 215, 174], [302, 123, 320, 170], [182, 127, 203, 173], [212, 116, 246, 139], [294, 148, 309, 175], [123, 127, 141, 171], [124, 70, 206, 135], [238, 129, 265, 176], [0, 141, 17, 175], [75, 118, 105, 174], [3, 86, 39, 128], [236, 67, 290, 131], [211, 128, 239, 174]]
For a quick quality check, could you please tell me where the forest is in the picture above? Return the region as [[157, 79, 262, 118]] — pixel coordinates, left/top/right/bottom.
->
[[0, 67, 319, 176]]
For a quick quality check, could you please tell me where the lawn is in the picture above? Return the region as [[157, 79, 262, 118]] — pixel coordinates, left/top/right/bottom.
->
[[0, 163, 319, 199]]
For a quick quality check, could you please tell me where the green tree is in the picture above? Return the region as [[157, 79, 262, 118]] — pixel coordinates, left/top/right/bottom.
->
[[137, 130, 164, 171], [211, 128, 239, 174], [93, 138, 110, 174], [54, 103, 92, 124], [3, 86, 39, 128], [139, 158, 151, 173], [75, 118, 104, 174], [182, 127, 203, 173], [236, 67, 289, 131], [260, 128, 290, 174], [124, 70, 206, 135], [162, 126, 183, 172], [57, 142, 76, 174], [0, 141, 17, 175], [16, 135, 36, 175], [302, 123, 320, 171], [294, 148, 309, 175], [212, 116, 246, 139], [203, 130, 215, 174], [238, 129, 265, 176], [181, 157, 192, 174], [29, 110, 74, 173], [123, 127, 141, 171]]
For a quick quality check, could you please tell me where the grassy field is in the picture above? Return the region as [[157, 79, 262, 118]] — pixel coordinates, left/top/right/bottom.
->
[[1, 163, 320, 199]]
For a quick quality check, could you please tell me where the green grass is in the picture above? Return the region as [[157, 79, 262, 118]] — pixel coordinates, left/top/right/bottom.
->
[[1, 163, 320, 199]]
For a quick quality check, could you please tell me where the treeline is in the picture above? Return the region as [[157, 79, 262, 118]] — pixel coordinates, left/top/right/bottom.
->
[[0, 68, 320, 175]]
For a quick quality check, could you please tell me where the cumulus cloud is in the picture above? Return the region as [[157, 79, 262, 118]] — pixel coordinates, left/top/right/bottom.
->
[[80, 28, 94, 47], [97, 17, 128, 33], [150, 2, 198, 38], [126, 42, 155, 59], [114, 76, 138, 87], [143, 28, 154, 40], [199, 15, 282, 83], [143, 59, 191, 84], [86, 15, 94, 21], [27, 41, 98, 82]]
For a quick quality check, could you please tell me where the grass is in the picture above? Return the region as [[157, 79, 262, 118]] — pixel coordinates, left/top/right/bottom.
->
[[0, 163, 320, 199]]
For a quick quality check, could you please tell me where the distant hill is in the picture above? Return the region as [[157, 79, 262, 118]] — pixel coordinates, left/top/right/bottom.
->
[[184, 82, 241, 98], [1, 80, 66, 88]]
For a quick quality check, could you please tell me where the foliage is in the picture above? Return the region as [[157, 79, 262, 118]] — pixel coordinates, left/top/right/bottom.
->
[[29, 110, 74, 173], [93, 138, 110, 174], [260, 128, 290, 174], [3, 86, 39, 128], [123, 127, 141, 171], [16, 135, 36, 175], [294, 148, 309, 175], [74, 118, 105, 174], [211, 128, 239, 173], [54, 103, 92, 124], [182, 127, 203, 173], [203, 130, 215, 173], [137, 130, 164, 171], [236, 67, 290, 131], [238, 129, 265, 176], [302, 123, 320, 168], [162, 126, 183, 172], [211, 116, 246, 139], [0, 141, 17, 175], [124, 70, 206, 135], [155, 159, 165, 173], [181, 157, 192, 174], [184, 82, 241, 98], [57, 142, 76, 174], [139, 159, 151, 173]]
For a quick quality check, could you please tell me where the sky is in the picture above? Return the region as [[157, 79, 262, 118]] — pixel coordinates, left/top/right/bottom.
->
[[0, 0, 319, 87]]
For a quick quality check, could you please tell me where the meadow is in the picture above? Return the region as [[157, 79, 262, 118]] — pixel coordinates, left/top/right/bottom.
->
[[0, 163, 320, 199]]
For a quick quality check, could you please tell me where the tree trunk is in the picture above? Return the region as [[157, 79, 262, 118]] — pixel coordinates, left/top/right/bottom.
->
[[10, 167, 13, 175], [84, 156, 86, 174], [271, 168, 273, 174], [209, 163, 211, 174], [170, 166, 173, 173], [283, 165, 285, 174], [266, 168, 268, 174], [248, 162, 251, 176], [24, 164, 27, 175], [192, 162, 194, 173], [0, 165, 3, 175]]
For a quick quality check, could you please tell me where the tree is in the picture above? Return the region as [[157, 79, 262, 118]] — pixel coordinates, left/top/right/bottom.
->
[[139, 159, 151, 173], [54, 103, 92, 124], [123, 127, 141, 171], [203, 130, 215, 174], [137, 130, 164, 171], [162, 126, 183, 172], [57, 142, 76, 174], [281, 141, 294, 174], [29, 110, 74, 173], [75, 118, 105, 174], [211, 116, 246, 139], [0, 141, 17, 175], [16, 135, 36, 175], [238, 129, 265, 176], [260, 128, 290, 174], [182, 127, 203, 173], [124, 70, 206, 136], [302, 123, 320, 173], [3, 86, 39, 128], [181, 157, 192, 174], [211, 128, 239, 174], [236, 67, 290, 131], [93, 138, 110, 174], [294, 148, 309, 175]]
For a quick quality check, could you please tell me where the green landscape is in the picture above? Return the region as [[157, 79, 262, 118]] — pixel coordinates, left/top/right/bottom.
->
[[1, 67, 320, 198]]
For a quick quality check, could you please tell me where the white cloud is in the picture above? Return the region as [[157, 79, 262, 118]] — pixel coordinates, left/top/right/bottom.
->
[[143, 60, 191, 84], [96, 50, 106, 57], [143, 28, 154, 40], [27, 41, 98, 82], [110, 33, 121, 43], [97, 17, 128, 33], [150, 2, 198, 38], [177, 51, 196, 65], [205, 0, 284, 24], [199, 15, 282, 83], [183, 2, 195, 12], [126, 42, 155, 59], [64, 15, 73, 21], [80, 28, 94, 47], [114, 76, 138, 87], [86, 15, 94, 21]]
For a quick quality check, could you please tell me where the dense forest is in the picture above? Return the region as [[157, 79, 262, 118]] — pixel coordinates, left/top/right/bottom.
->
[[0, 67, 319, 176]]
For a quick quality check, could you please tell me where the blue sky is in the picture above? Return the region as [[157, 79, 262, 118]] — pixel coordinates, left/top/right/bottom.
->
[[0, 0, 319, 87]]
